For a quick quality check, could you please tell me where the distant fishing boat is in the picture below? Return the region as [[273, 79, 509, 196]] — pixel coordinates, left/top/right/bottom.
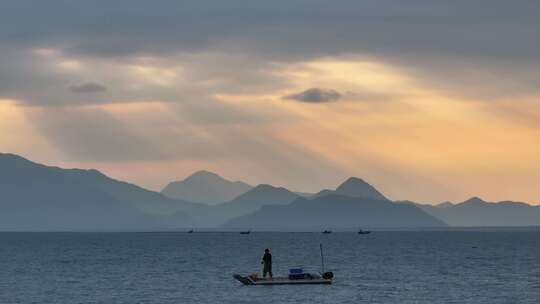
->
[[357, 229, 371, 235], [322, 230, 332, 234], [240, 230, 251, 235], [234, 244, 333, 286], [187, 229, 194, 233]]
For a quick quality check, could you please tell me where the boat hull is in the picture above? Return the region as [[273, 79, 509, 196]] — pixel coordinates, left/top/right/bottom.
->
[[233, 274, 332, 285]]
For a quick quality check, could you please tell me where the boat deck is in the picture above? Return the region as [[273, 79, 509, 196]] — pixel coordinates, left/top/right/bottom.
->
[[233, 274, 332, 285]]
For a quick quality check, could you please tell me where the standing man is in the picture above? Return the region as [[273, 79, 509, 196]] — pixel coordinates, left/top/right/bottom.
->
[[261, 248, 273, 279]]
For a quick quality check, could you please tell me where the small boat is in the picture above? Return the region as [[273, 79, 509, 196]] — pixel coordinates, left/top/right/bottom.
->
[[322, 230, 332, 234], [234, 244, 333, 286], [357, 229, 371, 235], [240, 230, 251, 235], [233, 272, 333, 285], [187, 229, 194, 233]]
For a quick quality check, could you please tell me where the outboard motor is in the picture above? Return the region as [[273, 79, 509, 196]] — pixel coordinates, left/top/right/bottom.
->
[[322, 271, 334, 280]]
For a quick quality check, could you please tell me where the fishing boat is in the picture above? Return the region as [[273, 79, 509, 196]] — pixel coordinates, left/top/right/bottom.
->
[[357, 229, 371, 235], [233, 244, 334, 286], [233, 272, 333, 285], [239, 230, 251, 235], [187, 229, 194, 233], [322, 230, 332, 234]]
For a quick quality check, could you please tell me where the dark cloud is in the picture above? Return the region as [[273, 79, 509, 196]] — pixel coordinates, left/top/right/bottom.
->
[[69, 82, 107, 94], [1, 0, 538, 61], [285, 88, 341, 103], [1, 0, 540, 105]]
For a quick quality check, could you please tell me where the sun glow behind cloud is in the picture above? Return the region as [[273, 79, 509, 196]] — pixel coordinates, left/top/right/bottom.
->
[[216, 57, 540, 202], [2, 47, 540, 203]]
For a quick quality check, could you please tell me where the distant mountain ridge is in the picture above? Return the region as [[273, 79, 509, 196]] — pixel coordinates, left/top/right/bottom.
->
[[188, 184, 300, 226], [0, 153, 195, 231], [218, 184, 299, 214], [161, 170, 252, 204], [416, 197, 540, 226], [2, 152, 540, 230], [224, 194, 446, 229]]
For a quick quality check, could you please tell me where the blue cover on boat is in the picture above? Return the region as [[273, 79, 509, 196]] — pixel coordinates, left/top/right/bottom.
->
[[289, 268, 303, 274]]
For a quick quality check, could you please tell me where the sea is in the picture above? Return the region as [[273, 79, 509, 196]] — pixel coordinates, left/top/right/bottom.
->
[[1, 231, 539, 304]]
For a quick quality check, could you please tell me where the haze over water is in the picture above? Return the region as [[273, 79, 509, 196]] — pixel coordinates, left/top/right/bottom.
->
[[1, 231, 539, 304]]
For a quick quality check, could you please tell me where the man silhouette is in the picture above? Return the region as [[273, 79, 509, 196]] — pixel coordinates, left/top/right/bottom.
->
[[261, 248, 273, 279]]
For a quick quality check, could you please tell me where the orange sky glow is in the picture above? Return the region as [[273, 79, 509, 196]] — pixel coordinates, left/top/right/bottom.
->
[[2, 54, 539, 204]]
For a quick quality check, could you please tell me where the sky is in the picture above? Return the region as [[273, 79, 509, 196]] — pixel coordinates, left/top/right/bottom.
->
[[1, 0, 539, 203]]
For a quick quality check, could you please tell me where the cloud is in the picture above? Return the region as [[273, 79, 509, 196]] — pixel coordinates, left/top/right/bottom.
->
[[0, 48, 290, 107], [1, 1, 540, 105], [285, 88, 341, 103], [69, 82, 107, 93], [3, 1, 538, 61]]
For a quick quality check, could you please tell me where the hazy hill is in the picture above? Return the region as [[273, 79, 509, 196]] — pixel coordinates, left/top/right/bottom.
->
[[314, 177, 388, 201], [436, 202, 454, 208], [218, 184, 299, 214], [0, 153, 195, 231], [161, 170, 252, 204], [224, 194, 446, 230], [4, 153, 538, 230], [417, 197, 540, 226], [188, 184, 299, 226]]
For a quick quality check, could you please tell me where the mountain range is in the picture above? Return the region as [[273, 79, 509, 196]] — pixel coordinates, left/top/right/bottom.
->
[[0, 152, 539, 230], [169, 184, 300, 226], [413, 197, 540, 226], [0, 153, 195, 231], [224, 194, 445, 230]]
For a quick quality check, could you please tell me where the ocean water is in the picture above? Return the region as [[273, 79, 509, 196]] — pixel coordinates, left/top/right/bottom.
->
[[1, 231, 539, 304]]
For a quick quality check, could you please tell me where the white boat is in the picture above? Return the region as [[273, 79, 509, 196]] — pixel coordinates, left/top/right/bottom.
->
[[233, 273, 333, 285]]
